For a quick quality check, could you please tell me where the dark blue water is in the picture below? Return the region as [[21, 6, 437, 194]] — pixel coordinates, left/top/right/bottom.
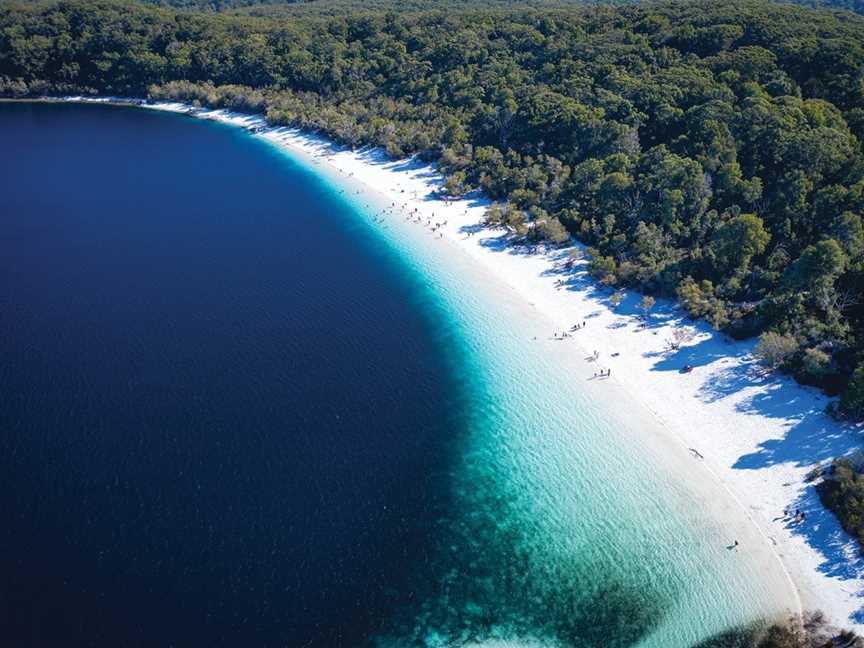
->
[[0, 103, 466, 647]]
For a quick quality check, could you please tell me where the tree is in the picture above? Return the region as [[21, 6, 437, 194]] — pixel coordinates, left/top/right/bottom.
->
[[818, 455, 864, 556], [609, 291, 625, 309], [709, 213, 770, 274], [801, 347, 831, 376], [443, 171, 467, 196], [492, 88, 517, 150], [505, 209, 527, 235], [563, 247, 584, 269], [483, 202, 504, 226], [568, 248, 584, 262], [841, 364, 864, 419], [668, 326, 695, 350], [785, 239, 848, 288], [538, 216, 570, 244], [639, 295, 656, 322], [754, 331, 799, 370], [831, 212, 864, 260], [677, 276, 712, 318], [588, 252, 617, 283], [783, 239, 848, 310]]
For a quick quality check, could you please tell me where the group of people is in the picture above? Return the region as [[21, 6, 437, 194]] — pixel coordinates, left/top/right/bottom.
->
[[594, 368, 611, 378], [393, 203, 449, 238], [785, 507, 807, 524]]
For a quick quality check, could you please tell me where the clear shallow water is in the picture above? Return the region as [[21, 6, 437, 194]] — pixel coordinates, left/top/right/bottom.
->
[[0, 103, 788, 648]]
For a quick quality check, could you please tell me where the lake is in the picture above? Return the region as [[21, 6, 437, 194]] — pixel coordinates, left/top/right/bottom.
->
[[0, 102, 791, 647]]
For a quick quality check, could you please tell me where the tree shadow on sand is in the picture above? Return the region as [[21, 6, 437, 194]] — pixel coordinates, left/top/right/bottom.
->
[[472, 226, 864, 622], [655, 330, 864, 611], [781, 485, 864, 585], [309, 177, 864, 626]]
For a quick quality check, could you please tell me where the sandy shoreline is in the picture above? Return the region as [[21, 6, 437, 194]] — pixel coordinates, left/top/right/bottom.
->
[[42, 96, 864, 629]]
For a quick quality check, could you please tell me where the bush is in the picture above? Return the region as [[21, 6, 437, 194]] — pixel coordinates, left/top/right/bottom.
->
[[817, 458, 864, 552], [801, 348, 831, 377], [754, 332, 799, 370], [537, 216, 570, 245], [696, 611, 862, 647], [841, 364, 864, 419]]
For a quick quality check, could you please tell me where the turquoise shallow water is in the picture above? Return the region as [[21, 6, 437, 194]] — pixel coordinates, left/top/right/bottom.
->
[[0, 102, 794, 647], [281, 128, 796, 646]]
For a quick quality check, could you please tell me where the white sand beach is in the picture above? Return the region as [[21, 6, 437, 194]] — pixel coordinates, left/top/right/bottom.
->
[[72, 97, 864, 630]]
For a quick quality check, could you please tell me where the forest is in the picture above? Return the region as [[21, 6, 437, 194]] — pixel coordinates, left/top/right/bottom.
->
[[1, 0, 864, 423], [28, 0, 864, 18]]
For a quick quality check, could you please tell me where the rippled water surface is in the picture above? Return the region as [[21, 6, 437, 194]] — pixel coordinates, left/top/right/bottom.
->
[[0, 103, 788, 647]]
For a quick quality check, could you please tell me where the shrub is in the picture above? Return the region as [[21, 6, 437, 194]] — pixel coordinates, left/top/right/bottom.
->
[[754, 332, 799, 370]]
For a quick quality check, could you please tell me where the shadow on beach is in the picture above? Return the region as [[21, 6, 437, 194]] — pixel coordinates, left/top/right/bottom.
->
[[215, 106, 864, 623], [456, 211, 864, 620]]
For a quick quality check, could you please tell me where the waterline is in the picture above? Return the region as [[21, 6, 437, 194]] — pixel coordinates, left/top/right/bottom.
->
[[263, 119, 798, 645], [19, 98, 803, 645]]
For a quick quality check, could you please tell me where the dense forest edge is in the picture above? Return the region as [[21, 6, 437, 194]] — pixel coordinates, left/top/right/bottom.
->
[[4, 0, 864, 579], [13, 0, 864, 19]]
